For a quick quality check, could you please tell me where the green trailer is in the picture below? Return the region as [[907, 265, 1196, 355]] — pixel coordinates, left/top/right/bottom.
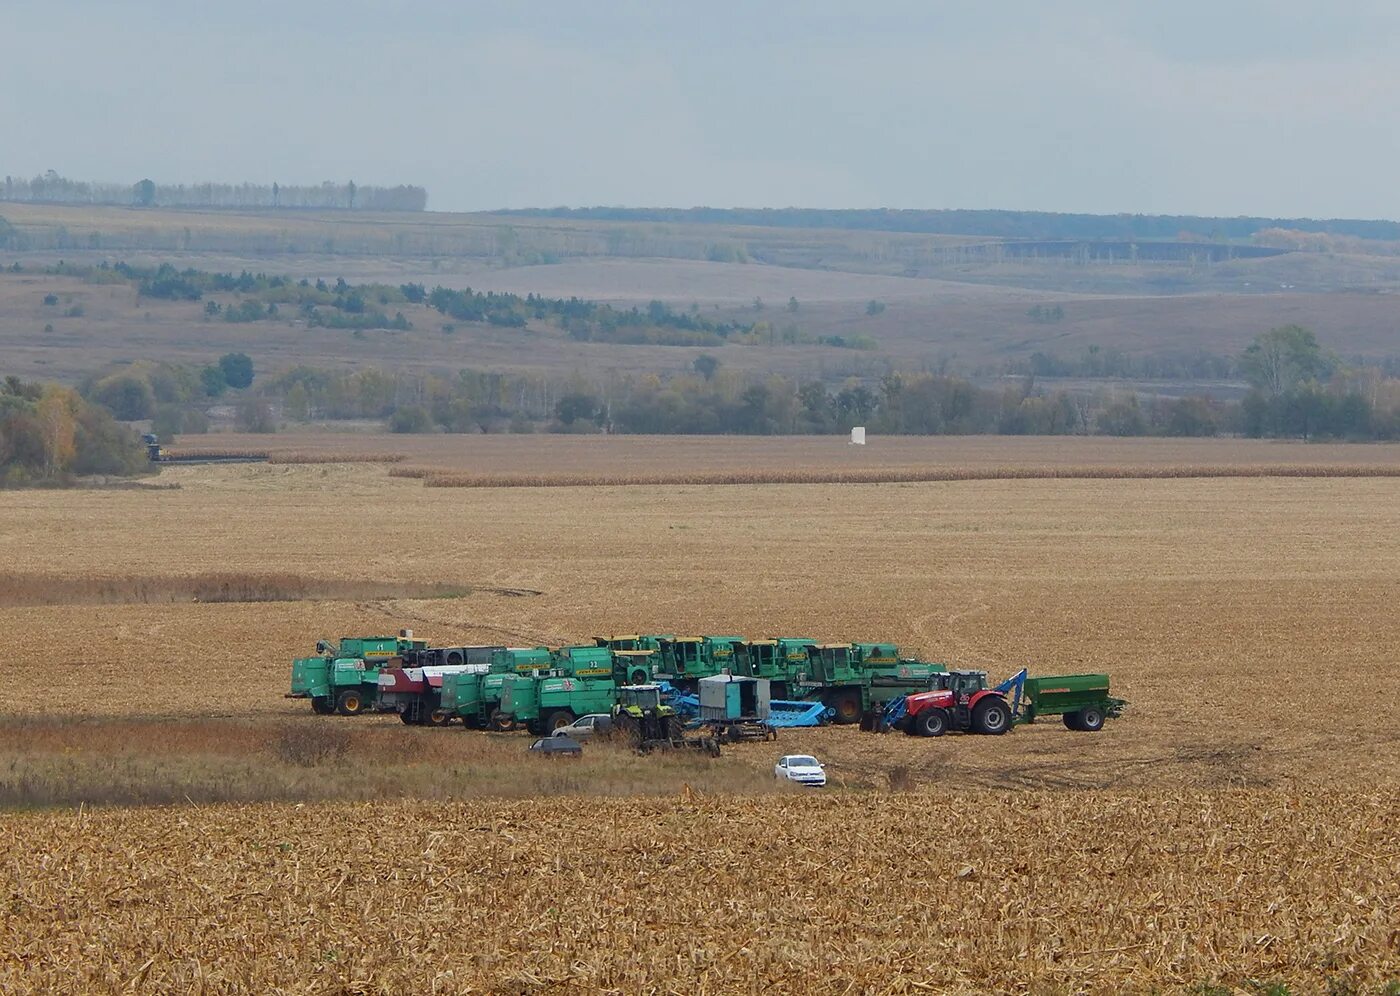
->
[[499, 645, 621, 734], [287, 632, 427, 716], [442, 646, 554, 730], [1014, 673, 1126, 731]]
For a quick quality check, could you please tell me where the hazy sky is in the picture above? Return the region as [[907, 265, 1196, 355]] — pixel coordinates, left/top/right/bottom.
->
[[4, 0, 1399, 217]]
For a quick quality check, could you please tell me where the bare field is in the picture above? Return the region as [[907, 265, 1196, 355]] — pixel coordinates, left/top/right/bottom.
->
[[4, 447, 1400, 992], [4, 791, 1395, 994]]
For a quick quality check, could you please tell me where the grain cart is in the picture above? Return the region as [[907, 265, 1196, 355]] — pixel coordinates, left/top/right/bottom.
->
[[699, 674, 776, 742], [651, 635, 745, 689], [1007, 672, 1126, 731], [880, 669, 1013, 736], [442, 647, 555, 730], [498, 646, 619, 735], [734, 638, 813, 697], [377, 645, 505, 726], [613, 684, 719, 755], [796, 643, 946, 724], [287, 631, 427, 715]]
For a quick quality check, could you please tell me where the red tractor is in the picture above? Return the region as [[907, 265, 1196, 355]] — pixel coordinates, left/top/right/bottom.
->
[[891, 669, 1012, 737]]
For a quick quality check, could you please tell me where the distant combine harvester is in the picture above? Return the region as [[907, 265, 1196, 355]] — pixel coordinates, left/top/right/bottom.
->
[[142, 434, 269, 466]]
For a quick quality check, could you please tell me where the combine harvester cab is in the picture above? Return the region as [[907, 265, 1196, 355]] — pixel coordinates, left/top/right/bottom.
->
[[499, 646, 619, 735], [377, 644, 504, 726], [735, 637, 812, 698], [653, 635, 744, 690], [287, 631, 424, 716], [612, 648, 662, 685]]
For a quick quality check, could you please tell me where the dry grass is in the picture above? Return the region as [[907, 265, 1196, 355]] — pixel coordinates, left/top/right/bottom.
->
[[0, 572, 478, 607], [419, 462, 1400, 488], [266, 450, 406, 464], [2, 789, 1395, 993]]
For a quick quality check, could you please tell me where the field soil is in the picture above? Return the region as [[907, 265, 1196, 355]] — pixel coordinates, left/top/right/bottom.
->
[[3, 438, 1398, 991]]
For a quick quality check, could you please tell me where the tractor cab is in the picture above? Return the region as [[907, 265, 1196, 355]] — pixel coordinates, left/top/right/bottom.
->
[[617, 684, 665, 713], [944, 669, 989, 702]]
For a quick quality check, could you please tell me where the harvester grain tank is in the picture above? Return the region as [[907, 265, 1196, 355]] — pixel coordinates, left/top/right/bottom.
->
[[286, 630, 427, 715]]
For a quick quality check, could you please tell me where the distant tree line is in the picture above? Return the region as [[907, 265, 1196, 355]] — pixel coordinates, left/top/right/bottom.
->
[[0, 376, 148, 485], [501, 207, 1400, 243], [1, 171, 426, 211], [1008, 346, 1242, 382]]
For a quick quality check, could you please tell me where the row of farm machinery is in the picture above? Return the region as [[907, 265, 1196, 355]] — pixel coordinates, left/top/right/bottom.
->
[[287, 630, 1125, 751]]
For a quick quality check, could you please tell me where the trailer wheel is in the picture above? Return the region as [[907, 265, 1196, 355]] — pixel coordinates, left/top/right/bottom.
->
[[827, 690, 863, 725], [1062, 712, 1084, 731], [915, 708, 949, 737], [972, 698, 1011, 735], [335, 690, 364, 716], [1075, 707, 1105, 732], [311, 697, 335, 715]]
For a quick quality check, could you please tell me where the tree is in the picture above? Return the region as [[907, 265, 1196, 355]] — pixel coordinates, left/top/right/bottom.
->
[[35, 388, 77, 476], [234, 397, 276, 433], [787, 296, 799, 313], [132, 179, 156, 207], [1241, 325, 1332, 397], [692, 354, 721, 381], [218, 352, 255, 390], [200, 365, 227, 397], [865, 300, 886, 316], [1096, 396, 1147, 436], [91, 375, 154, 421], [388, 405, 433, 433], [554, 391, 601, 426]]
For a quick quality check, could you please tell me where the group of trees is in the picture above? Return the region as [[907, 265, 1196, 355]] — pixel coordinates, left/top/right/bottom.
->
[[80, 354, 253, 435], [1, 172, 427, 211], [0, 377, 147, 485]]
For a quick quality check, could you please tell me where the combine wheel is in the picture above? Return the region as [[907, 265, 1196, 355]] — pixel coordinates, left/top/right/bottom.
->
[[399, 709, 417, 725], [489, 710, 516, 732], [827, 690, 864, 725], [335, 690, 365, 716], [1062, 713, 1084, 731], [915, 708, 949, 738], [972, 698, 1011, 736], [426, 708, 452, 727], [630, 669, 649, 685], [311, 697, 335, 715], [1075, 707, 1105, 732], [544, 710, 575, 733]]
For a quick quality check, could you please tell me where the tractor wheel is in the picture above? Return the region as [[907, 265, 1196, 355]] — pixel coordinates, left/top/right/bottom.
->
[[827, 690, 863, 725], [915, 708, 949, 738], [311, 697, 335, 715], [544, 710, 575, 733], [335, 690, 364, 716], [1075, 707, 1105, 732], [972, 698, 1011, 736], [1062, 712, 1084, 731]]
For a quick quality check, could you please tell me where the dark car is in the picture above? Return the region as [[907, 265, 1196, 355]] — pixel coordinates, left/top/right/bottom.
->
[[528, 736, 583, 756]]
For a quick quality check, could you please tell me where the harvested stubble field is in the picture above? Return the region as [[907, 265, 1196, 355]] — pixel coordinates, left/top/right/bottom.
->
[[2, 437, 1399, 992]]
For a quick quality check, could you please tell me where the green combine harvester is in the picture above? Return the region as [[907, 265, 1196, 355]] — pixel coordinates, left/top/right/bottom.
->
[[286, 631, 427, 715], [796, 642, 947, 724], [498, 645, 620, 734], [733, 638, 813, 697], [440, 647, 554, 730]]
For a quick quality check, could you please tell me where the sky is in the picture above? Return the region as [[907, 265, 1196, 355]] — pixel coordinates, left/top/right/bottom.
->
[[3, 0, 1399, 218]]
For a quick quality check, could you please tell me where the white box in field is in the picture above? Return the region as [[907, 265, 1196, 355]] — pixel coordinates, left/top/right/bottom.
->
[[850, 426, 866, 445]]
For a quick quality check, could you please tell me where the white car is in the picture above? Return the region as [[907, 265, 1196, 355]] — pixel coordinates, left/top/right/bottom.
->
[[774, 754, 826, 787]]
